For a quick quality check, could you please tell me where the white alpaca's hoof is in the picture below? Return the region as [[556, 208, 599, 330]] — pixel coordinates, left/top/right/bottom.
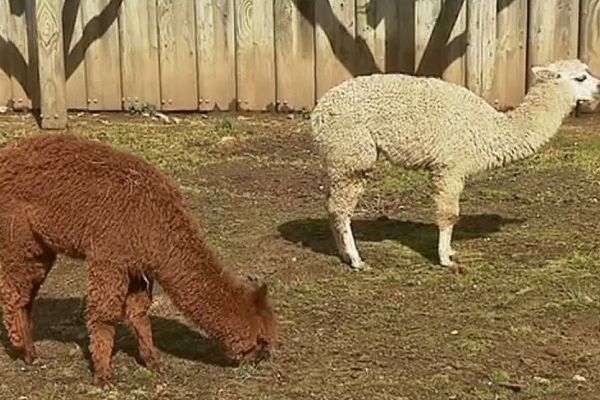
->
[[439, 258, 455, 268], [449, 248, 457, 257], [349, 260, 371, 271]]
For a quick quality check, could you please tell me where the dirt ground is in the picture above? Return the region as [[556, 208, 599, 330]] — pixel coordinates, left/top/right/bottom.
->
[[0, 110, 599, 400]]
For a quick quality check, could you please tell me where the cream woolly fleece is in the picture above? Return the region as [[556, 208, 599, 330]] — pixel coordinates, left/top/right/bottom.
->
[[311, 73, 575, 178]]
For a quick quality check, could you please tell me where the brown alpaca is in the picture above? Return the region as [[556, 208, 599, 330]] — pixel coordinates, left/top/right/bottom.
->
[[0, 133, 278, 384]]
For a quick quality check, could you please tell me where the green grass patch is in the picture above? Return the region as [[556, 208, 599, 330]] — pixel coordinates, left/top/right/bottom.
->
[[534, 134, 600, 174], [458, 338, 494, 357], [368, 167, 431, 194]]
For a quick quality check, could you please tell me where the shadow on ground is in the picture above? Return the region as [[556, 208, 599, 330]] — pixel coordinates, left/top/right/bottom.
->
[[0, 297, 232, 370], [278, 214, 525, 263]]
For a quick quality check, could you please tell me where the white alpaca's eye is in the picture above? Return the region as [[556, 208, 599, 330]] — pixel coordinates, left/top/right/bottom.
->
[[575, 75, 587, 82]]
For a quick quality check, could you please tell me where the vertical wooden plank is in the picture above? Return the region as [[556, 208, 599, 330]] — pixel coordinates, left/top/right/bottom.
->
[[37, 0, 67, 129], [196, 0, 236, 111], [375, 0, 415, 73], [528, 0, 579, 84], [491, 0, 528, 109], [7, 1, 33, 109], [119, 0, 161, 109], [466, 0, 497, 99], [63, 2, 87, 110], [580, 0, 600, 112], [315, 0, 355, 99], [356, 0, 380, 74], [81, 0, 123, 111], [235, 0, 276, 111], [0, 0, 13, 106], [25, 0, 40, 109], [415, 0, 442, 77], [274, 0, 315, 111], [442, 0, 467, 86], [157, 0, 198, 111]]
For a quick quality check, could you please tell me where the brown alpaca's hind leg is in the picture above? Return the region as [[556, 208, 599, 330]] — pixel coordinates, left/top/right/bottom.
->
[[125, 276, 160, 372], [0, 218, 55, 364], [86, 259, 129, 384]]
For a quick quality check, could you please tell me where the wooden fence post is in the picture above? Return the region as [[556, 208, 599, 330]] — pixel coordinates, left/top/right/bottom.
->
[[466, 0, 497, 100], [579, 0, 600, 113], [36, 0, 67, 129]]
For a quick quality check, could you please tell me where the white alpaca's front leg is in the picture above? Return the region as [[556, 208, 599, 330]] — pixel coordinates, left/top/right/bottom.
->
[[438, 226, 455, 267]]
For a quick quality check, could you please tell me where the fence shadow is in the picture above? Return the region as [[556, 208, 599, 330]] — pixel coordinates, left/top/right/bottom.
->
[[292, 0, 520, 78], [0, 0, 122, 114], [0, 296, 233, 371], [277, 214, 524, 263], [1, 0, 525, 115]]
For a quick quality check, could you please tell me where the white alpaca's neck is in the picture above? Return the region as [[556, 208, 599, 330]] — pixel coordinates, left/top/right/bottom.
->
[[504, 81, 576, 162]]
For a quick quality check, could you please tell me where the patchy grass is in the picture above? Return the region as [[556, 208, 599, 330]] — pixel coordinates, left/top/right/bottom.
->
[[533, 128, 600, 174], [0, 112, 598, 399], [368, 166, 431, 195]]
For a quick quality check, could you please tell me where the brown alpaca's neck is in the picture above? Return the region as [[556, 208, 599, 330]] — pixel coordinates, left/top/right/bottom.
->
[[505, 81, 576, 161], [155, 233, 255, 352]]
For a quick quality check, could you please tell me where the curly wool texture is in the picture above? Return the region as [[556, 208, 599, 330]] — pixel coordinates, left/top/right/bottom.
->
[[312, 74, 575, 178], [0, 134, 278, 383], [311, 69, 579, 269]]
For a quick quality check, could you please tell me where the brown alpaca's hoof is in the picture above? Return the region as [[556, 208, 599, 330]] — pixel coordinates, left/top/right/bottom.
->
[[93, 367, 113, 386], [23, 347, 37, 365], [93, 373, 113, 387], [144, 357, 162, 373]]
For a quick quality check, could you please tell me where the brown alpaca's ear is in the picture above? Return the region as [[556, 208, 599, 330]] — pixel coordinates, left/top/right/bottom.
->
[[254, 283, 269, 307]]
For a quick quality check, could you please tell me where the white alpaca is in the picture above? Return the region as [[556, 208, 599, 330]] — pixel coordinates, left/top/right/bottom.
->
[[311, 59, 600, 270]]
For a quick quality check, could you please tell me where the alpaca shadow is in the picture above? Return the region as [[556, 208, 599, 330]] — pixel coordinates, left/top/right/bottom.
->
[[277, 214, 525, 263], [0, 297, 233, 370]]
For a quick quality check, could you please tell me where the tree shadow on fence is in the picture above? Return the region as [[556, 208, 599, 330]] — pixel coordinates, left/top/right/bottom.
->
[[0, 297, 233, 373], [0, 0, 122, 116], [292, 0, 520, 78]]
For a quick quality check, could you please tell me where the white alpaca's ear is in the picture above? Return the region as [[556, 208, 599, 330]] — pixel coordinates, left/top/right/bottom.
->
[[531, 66, 561, 80]]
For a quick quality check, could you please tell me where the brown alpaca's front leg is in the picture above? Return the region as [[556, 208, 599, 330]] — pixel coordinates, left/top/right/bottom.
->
[[86, 260, 129, 385], [125, 277, 160, 372], [0, 252, 55, 364], [87, 321, 117, 384]]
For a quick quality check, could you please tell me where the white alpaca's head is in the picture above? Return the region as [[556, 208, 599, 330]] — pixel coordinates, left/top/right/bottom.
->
[[531, 59, 600, 102]]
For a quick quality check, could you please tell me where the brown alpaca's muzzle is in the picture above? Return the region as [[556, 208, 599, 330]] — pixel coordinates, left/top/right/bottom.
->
[[224, 337, 274, 366], [254, 341, 273, 362], [241, 339, 273, 364]]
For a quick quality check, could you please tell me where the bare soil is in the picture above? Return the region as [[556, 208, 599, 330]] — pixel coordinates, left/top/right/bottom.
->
[[0, 111, 599, 399]]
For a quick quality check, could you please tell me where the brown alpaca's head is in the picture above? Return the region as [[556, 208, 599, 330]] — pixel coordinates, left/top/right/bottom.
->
[[225, 281, 279, 364]]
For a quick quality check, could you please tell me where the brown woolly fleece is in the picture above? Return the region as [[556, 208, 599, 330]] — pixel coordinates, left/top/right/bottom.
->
[[0, 133, 278, 384]]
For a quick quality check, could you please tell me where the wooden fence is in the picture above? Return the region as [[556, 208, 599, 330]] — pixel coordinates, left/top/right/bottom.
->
[[0, 0, 599, 128]]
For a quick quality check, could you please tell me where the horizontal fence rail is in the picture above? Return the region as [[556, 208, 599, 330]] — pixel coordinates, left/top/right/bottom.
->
[[0, 0, 599, 121]]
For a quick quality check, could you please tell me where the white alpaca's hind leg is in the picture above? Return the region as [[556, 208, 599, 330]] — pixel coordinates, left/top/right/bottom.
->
[[327, 176, 369, 270], [434, 174, 464, 267], [449, 247, 457, 257]]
